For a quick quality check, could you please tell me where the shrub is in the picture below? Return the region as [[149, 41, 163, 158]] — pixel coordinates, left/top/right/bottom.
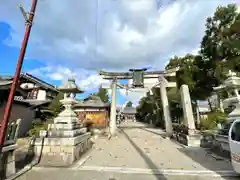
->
[[200, 110, 227, 130], [84, 120, 95, 132], [172, 123, 189, 135], [28, 122, 48, 137]]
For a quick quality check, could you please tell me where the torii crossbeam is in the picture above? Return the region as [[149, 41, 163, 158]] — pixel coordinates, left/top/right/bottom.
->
[[99, 67, 179, 137]]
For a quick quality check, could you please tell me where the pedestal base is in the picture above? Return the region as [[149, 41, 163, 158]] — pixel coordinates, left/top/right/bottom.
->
[[186, 134, 201, 147], [175, 133, 201, 147], [0, 144, 17, 179], [34, 133, 92, 167]]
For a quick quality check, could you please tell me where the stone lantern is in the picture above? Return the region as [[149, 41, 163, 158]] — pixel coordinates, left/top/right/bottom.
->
[[54, 78, 84, 124], [213, 70, 240, 112], [58, 78, 84, 99], [213, 70, 240, 120], [34, 78, 92, 167]]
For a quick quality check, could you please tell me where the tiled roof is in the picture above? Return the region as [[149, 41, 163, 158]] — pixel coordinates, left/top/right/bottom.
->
[[0, 80, 12, 86], [73, 96, 110, 108], [0, 73, 58, 92], [122, 107, 136, 114]]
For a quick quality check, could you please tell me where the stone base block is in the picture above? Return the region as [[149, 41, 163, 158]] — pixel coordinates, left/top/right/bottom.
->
[[34, 133, 92, 167], [40, 128, 87, 138], [175, 133, 201, 147], [0, 144, 17, 179], [186, 135, 201, 147], [35, 132, 91, 146], [48, 123, 81, 131]]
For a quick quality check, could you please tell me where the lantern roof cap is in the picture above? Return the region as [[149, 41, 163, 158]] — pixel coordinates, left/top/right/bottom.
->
[[58, 78, 84, 93]]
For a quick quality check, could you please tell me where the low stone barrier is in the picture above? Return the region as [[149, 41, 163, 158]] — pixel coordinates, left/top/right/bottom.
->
[[201, 131, 230, 158], [34, 132, 92, 167], [0, 119, 22, 179], [172, 123, 201, 147]]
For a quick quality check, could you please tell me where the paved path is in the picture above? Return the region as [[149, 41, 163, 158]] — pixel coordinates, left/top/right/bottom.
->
[[16, 122, 239, 180]]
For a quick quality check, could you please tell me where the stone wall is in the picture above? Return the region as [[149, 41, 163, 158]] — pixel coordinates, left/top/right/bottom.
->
[[0, 144, 18, 179], [34, 133, 92, 167]]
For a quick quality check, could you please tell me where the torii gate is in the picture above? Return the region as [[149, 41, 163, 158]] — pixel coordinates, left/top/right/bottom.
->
[[99, 68, 179, 137]]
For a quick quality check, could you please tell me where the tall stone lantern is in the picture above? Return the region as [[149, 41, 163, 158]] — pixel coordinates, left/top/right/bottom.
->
[[54, 78, 84, 124], [34, 78, 92, 167], [213, 70, 240, 120]]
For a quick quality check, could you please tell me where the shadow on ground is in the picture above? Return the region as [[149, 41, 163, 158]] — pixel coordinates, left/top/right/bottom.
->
[[137, 126, 238, 180], [15, 137, 38, 172], [119, 127, 169, 180], [177, 148, 238, 180], [15, 151, 35, 171]]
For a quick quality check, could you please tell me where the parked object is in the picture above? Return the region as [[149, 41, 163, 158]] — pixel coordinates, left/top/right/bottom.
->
[[229, 118, 240, 174]]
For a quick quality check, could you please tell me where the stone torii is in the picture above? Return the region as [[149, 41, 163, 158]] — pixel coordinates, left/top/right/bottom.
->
[[99, 68, 181, 137]]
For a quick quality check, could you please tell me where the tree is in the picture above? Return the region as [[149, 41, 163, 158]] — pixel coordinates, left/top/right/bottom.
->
[[91, 86, 109, 103], [165, 54, 213, 101], [221, 11, 240, 71], [200, 4, 239, 74], [48, 92, 64, 117], [126, 101, 133, 107]]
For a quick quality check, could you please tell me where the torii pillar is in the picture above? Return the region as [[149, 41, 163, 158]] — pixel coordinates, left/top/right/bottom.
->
[[159, 82, 173, 137], [110, 79, 117, 135]]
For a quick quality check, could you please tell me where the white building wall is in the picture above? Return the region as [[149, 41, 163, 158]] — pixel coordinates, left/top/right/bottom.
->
[[37, 89, 47, 100]]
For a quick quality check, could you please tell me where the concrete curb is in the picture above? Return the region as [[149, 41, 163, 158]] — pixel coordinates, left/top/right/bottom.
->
[[6, 162, 37, 180], [78, 166, 239, 177]]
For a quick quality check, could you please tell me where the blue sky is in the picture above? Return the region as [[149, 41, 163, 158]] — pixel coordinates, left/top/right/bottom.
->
[[0, 0, 234, 106], [0, 21, 130, 104]]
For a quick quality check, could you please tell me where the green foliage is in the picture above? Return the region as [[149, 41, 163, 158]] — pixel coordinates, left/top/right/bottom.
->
[[125, 101, 133, 107], [201, 4, 238, 61], [172, 123, 188, 135], [28, 122, 48, 137], [84, 121, 95, 133], [163, 3, 239, 103], [136, 87, 165, 127], [201, 4, 239, 73], [48, 92, 64, 117], [138, 3, 239, 132], [200, 110, 227, 130], [91, 86, 109, 103]]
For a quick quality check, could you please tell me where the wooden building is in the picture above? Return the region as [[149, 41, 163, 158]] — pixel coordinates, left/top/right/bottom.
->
[[0, 73, 58, 137], [73, 96, 110, 128], [121, 107, 136, 122]]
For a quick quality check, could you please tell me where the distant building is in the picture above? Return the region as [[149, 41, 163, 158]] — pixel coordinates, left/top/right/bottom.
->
[[0, 72, 59, 137], [73, 95, 110, 128], [121, 107, 136, 122]]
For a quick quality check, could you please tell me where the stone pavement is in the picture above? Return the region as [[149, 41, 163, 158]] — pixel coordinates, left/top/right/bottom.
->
[[15, 122, 239, 180]]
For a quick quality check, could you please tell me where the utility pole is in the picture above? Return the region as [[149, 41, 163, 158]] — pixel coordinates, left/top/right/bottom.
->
[[0, 0, 38, 153]]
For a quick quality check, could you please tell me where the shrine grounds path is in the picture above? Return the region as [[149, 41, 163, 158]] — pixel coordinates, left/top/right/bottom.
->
[[16, 122, 239, 180]]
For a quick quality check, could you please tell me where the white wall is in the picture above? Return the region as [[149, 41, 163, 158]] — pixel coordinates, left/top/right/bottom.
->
[[0, 103, 35, 137], [37, 89, 47, 100]]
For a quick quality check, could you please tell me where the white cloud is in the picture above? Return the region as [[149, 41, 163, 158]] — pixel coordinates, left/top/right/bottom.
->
[[119, 88, 149, 105], [0, 0, 236, 71], [1, 0, 237, 103], [28, 65, 109, 91]]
